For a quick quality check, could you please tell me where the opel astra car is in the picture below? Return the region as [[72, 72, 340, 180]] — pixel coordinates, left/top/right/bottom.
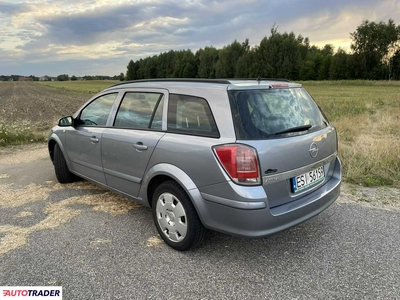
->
[[48, 78, 342, 251]]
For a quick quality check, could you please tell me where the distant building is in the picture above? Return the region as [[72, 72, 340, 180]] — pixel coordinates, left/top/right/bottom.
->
[[19, 77, 33, 81], [39, 76, 50, 81]]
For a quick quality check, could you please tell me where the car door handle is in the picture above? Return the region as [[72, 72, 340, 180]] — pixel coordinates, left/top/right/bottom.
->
[[90, 136, 99, 144], [133, 142, 148, 151]]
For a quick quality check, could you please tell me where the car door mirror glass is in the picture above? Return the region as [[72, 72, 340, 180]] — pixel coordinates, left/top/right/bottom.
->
[[58, 116, 74, 127]]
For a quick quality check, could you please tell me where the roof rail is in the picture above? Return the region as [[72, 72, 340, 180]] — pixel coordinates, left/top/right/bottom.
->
[[109, 78, 292, 88], [228, 78, 290, 82], [110, 78, 232, 87]]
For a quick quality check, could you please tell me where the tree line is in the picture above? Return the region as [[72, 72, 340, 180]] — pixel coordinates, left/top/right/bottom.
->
[[126, 19, 400, 81], [56, 74, 122, 81], [0, 74, 122, 81], [0, 75, 39, 81]]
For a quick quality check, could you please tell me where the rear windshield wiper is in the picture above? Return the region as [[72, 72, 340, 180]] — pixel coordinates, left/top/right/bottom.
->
[[275, 125, 312, 136]]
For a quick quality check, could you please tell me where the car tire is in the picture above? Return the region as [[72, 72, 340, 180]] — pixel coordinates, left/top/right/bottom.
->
[[53, 143, 75, 184], [152, 180, 206, 251]]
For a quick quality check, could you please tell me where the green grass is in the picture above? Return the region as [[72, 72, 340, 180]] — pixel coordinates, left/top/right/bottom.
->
[[304, 84, 399, 119], [299, 80, 400, 87], [36, 80, 119, 94]]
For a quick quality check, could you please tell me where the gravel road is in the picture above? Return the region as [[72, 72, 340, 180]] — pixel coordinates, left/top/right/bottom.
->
[[0, 144, 399, 299]]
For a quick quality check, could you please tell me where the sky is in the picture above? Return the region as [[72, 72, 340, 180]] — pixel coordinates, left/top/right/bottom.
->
[[1, 0, 399, 76]]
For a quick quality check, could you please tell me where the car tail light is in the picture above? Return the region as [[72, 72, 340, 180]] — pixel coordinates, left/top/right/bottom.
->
[[271, 83, 289, 88], [213, 144, 261, 185]]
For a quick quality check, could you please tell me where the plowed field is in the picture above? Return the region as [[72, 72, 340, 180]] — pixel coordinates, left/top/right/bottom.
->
[[0, 81, 92, 125]]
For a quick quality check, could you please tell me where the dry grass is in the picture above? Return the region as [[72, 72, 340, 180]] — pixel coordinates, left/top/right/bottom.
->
[[304, 83, 400, 187], [0, 180, 141, 256], [146, 235, 163, 247], [339, 184, 400, 211], [90, 238, 112, 245], [15, 211, 34, 218], [0, 183, 54, 208]]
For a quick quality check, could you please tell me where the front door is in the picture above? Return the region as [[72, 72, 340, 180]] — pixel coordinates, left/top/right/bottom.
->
[[66, 92, 118, 184]]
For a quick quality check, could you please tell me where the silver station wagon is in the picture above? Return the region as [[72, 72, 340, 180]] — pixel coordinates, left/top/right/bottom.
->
[[48, 79, 342, 251]]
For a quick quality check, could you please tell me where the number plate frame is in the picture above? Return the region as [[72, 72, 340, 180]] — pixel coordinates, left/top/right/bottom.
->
[[292, 166, 325, 193]]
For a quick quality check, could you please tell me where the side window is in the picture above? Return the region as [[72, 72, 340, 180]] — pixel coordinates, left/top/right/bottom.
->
[[114, 92, 164, 129], [79, 93, 117, 126], [167, 94, 219, 138]]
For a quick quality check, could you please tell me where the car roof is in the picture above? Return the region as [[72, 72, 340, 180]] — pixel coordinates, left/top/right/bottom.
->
[[104, 78, 302, 92]]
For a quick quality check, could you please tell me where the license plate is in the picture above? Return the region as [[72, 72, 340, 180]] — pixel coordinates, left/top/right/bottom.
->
[[292, 166, 325, 193]]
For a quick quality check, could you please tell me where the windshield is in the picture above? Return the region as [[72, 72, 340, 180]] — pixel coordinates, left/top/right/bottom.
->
[[229, 87, 328, 140]]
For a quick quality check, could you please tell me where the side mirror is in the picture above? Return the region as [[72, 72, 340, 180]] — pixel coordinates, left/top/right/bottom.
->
[[58, 116, 74, 127]]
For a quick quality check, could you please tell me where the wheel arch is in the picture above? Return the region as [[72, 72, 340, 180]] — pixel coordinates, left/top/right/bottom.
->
[[48, 135, 72, 170], [140, 164, 199, 209]]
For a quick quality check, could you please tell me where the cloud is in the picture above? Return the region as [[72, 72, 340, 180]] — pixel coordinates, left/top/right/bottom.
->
[[1, 0, 399, 76], [280, 0, 400, 50], [0, 2, 32, 15]]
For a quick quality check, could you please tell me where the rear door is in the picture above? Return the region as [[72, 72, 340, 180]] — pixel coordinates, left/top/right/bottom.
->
[[229, 86, 338, 208], [101, 89, 167, 197], [66, 92, 118, 184]]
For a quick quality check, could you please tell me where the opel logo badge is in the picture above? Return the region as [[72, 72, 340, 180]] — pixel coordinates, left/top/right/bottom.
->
[[309, 143, 318, 158]]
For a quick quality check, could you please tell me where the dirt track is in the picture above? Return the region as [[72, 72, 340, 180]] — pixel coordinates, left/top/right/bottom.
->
[[0, 82, 91, 125]]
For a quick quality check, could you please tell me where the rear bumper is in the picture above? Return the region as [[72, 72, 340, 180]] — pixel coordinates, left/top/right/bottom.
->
[[191, 157, 341, 238]]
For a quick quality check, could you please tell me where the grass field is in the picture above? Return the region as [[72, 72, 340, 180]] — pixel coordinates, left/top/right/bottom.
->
[[37, 80, 119, 94], [1, 80, 399, 188], [303, 81, 400, 187]]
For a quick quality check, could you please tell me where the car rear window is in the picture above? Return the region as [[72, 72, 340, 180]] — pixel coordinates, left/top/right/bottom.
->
[[228, 88, 328, 140]]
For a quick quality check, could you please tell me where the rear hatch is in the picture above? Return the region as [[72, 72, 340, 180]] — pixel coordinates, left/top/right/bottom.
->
[[228, 84, 338, 208]]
